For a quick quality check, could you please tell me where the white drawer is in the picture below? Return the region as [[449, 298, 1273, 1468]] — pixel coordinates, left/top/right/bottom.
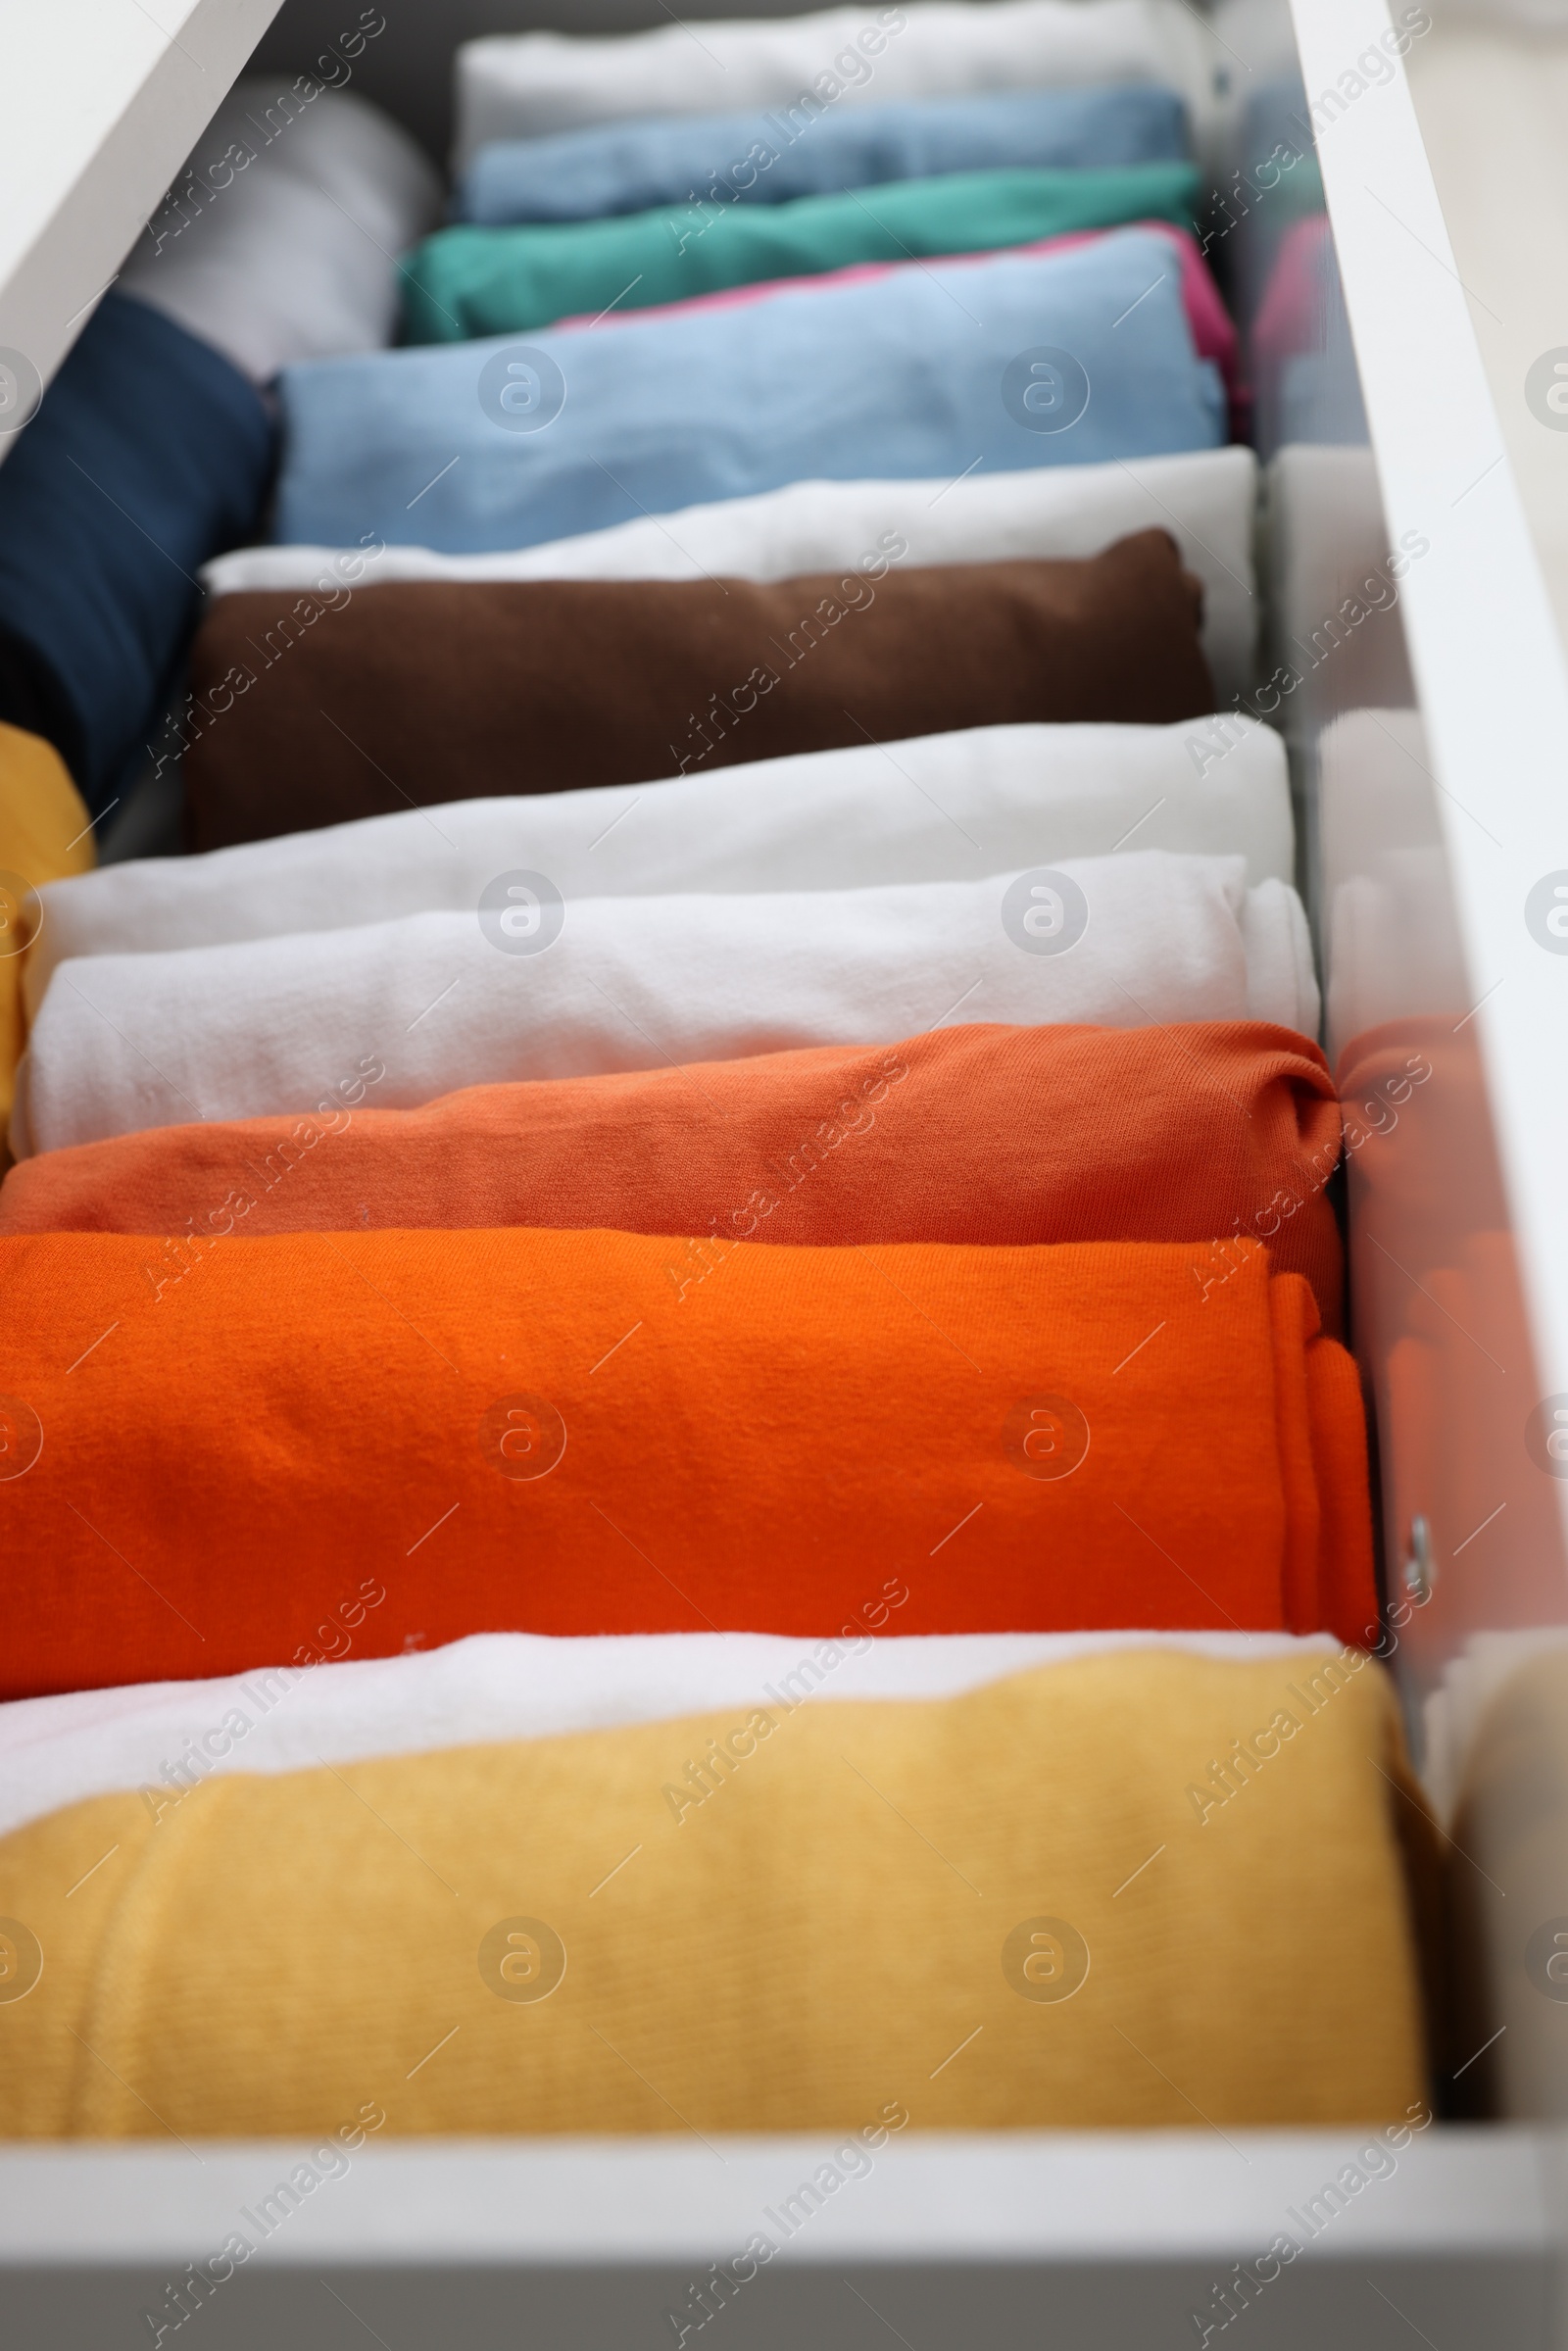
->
[[4, 0, 1567, 2336]]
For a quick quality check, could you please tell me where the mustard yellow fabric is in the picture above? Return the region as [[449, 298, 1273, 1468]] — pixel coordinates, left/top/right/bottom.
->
[[0, 1650, 1433, 2137], [0, 721, 93, 1133]]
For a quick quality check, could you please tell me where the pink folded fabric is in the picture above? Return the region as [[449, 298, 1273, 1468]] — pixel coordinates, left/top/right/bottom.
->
[[553, 220, 1239, 398]]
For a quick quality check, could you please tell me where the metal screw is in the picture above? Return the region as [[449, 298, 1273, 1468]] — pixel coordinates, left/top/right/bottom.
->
[[1401, 1514, 1435, 1603]]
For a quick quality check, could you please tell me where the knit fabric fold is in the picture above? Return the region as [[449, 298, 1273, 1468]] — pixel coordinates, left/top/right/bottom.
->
[[456, 83, 1191, 223], [403, 163, 1201, 341], [24, 714, 1291, 1014], [202, 447, 1260, 703], [270, 229, 1224, 556], [12, 855, 1319, 1154], [0, 1233, 1375, 1699], [0, 296, 273, 815], [0, 1022, 1345, 1331], [0, 1630, 1348, 1846], [181, 534, 1215, 846], [0, 1650, 1429, 2135], [452, 0, 1224, 162]]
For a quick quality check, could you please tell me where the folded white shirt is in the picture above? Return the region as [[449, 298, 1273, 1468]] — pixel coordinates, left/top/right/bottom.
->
[[25, 715, 1292, 1010], [202, 448, 1260, 704], [13, 854, 1317, 1156], [453, 0, 1225, 166], [0, 1629, 1341, 1844], [119, 80, 443, 384]]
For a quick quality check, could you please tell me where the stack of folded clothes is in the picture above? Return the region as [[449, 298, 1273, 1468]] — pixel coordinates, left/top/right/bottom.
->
[[0, 0, 1436, 2143]]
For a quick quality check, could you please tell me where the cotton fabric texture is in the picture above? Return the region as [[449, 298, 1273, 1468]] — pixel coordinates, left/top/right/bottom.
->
[[0, 295, 272, 816], [0, 1235, 1375, 1698], [0, 1630, 1343, 1847], [0, 1023, 1346, 1331], [24, 713, 1292, 1008], [0, 724, 92, 1132], [603, 219, 1236, 384], [181, 534, 1214, 845], [206, 447, 1260, 704], [456, 83, 1191, 224], [403, 163, 1201, 342], [270, 229, 1225, 556], [119, 81, 442, 386], [12, 855, 1319, 1155], [0, 1649, 1430, 2135], [453, 0, 1224, 163]]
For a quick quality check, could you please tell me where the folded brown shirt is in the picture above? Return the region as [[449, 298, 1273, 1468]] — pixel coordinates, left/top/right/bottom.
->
[[183, 529, 1213, 847]]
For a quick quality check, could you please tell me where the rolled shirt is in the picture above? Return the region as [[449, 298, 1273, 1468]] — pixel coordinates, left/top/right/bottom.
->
[[0, 1230, 1374, 1701], [0, 1628, 1349, 1847], [270, 228, 1226, 556], [180, 534, 1216, 847], [456, 83, 1191, 224], [202, 446, 1261, 706], [403, 162, 1202, 342], [0, 296, 273, 815], [11, 853, 1319, 1155], [578, 219, 1236, 383], [0, 1650, 1431, 2136], [118, 81, 443, 386], [0, 724, 93, 1131], [452, 0, 1225, 162], [0, 1022, 1347, 1337], [24, 713, 1293, 1013]]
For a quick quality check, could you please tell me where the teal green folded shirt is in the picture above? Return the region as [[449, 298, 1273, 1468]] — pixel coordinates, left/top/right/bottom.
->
[[402, 162, 1201, 346]]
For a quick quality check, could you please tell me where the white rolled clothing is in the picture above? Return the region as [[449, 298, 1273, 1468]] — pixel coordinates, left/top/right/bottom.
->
[[2, 1632, 1345, 1848], [454, 0, 1225, 166], [13, 854, 1318, 1157], [25, 717, 1293, 1010], [201, 448, 1260, 704], [0, 1628, 1342, 1844], [119, 81, 443, 385]]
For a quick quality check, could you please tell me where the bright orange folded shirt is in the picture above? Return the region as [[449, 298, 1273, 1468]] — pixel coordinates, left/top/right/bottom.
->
[[0, 1232, 1374, 1697], [0, 1021, 1345, 1330]]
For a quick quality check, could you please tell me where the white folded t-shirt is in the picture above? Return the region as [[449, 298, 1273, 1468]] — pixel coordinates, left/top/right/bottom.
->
[[202, 449, 1260, 704], [13, 852, 1318, 1156], [0, 1629, 1342, 1845], [25, 715, 1291, 1011], [453, 0, 1226, 165], [119, 79, 443, 384]]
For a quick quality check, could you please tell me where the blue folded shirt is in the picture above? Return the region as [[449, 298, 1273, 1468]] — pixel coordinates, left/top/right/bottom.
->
[[457, 83, 1190, 225], [272, 228, 1225, 557], [0, 294, 273, 814]]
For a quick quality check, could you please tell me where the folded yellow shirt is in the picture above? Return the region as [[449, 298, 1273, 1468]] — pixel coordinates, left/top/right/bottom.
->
[[0, 721, 93, 1134], [0, 1650, 1433, 2137]]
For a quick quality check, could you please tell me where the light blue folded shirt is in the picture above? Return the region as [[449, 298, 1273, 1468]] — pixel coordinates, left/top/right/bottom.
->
[[457, 83, 1190, 225], [272, 228, 1225, 557]]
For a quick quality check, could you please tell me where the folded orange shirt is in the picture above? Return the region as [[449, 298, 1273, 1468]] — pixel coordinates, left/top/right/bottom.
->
[[0, 1232, 1373, 1697], [0, 1022, 1345, 1329]]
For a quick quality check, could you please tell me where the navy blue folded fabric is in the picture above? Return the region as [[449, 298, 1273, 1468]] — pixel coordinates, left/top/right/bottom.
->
[[272, 227, 1225, 557], [0, 294, 273, 815], [457, 83, 1189, 225]]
